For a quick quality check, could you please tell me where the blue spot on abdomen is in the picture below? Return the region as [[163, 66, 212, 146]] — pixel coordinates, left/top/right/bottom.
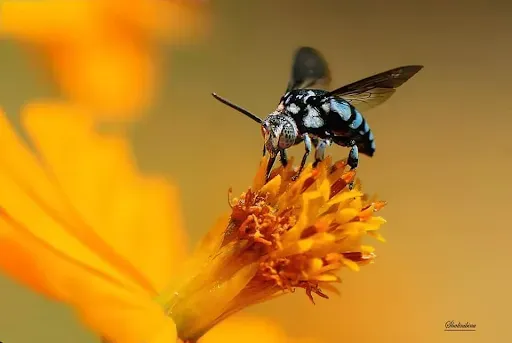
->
[[330, 99, 351, 121], [349, 110, 363, 129]]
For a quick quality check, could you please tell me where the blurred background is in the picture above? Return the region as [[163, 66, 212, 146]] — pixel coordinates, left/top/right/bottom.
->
[[1, 0, 511, 342]]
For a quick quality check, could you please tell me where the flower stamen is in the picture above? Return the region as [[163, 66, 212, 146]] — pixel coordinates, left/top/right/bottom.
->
[[163, 156, 387, 342]]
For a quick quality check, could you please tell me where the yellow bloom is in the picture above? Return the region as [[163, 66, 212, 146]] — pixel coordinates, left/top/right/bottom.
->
[[0, 102, 386, 343], [0, 102, 186, 342], [202, 312, 322, 343], [0, 0, 208, 119], [160, 157, 387, 341]]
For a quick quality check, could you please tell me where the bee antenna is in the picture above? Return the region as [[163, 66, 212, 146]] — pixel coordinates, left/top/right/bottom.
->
[[212, 92, 263, 124]]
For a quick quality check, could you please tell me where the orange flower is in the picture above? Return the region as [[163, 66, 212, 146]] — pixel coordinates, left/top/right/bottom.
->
[[0, 102, 386, 342], [0, 0, 208, 119], [0, 102, 186, 342], [160, 156, 387, 341], [201, 313, 322, 343]]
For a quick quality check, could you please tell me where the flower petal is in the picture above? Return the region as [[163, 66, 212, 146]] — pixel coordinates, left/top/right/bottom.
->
[[0, 217, 56, 297], [200, 313, 289, 343], [21, 102, 188, 292], [49, 38, 156, 116], [259, 174, 282, 200], [0, 0, 96, 42], [0, 104, 184, 341], [0, 0, 209, 118], [0, 214, 177, 343], [0, 108, 137, 297], [171, 261, 260, 341], [252, 156, 269, 192]]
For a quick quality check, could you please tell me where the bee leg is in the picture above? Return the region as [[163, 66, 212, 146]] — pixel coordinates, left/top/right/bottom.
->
[[347, 141, 359, 169], [313, 138, 332, 168], [292, 133, 312, 181], [347, 141, 359, 190], [311, 137, 319, 147], [279, 149, 288, 167], [262, 144, 266, 156]]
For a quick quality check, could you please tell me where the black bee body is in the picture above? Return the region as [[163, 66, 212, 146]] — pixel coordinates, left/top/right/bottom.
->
[[212, 47, 423, 183], [279, 88, 376, 160]]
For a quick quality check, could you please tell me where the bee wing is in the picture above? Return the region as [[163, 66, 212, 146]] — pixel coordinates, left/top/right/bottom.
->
[[285, 46, 332, 93], [327, 65, 423, 113]]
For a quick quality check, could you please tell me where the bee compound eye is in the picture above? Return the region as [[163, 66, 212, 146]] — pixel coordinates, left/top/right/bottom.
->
[[279, 128, 294, 147]]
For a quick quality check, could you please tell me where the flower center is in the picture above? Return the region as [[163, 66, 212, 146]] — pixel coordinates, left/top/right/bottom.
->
[[224, 180, 378, 304], [160, 157, 387, 342]]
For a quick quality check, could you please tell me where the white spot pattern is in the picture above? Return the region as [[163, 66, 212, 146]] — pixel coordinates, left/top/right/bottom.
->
[[303, 106, 324, 128], [321, 102, 330, 113], [287, 103, 300, 114], [303, 90, 316, 102]]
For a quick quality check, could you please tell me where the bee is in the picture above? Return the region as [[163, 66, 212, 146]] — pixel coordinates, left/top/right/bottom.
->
[[212, 46, 423, 184]]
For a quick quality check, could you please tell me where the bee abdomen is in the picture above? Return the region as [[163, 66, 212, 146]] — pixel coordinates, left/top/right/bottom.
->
[[328, 98, 376, 157]]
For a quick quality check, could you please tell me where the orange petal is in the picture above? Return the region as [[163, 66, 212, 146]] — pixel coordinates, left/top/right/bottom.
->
[[103, 0, 210, 42], [292, 338, 326, 343], [252, 156, 269, 192], [0, 220, 56, 298], [20, 102, 188, 292], [0, 0, 98, 43], [0, 103, 185, 340], [200, 313, 288, 343], [49, 37, 156, 117], [73, 277, 178, 343], [0, 108, 142, 297], [0, 214, 176, 343], [1, 0, 209, 119], [101, 177, 189, 293]]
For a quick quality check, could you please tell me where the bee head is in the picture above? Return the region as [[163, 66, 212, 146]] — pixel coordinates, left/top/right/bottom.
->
[[261, 113, 298, 157], [209, 93, 298, 157]]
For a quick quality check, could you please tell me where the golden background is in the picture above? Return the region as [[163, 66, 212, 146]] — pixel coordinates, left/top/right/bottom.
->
[[0, 0, 510, 342]]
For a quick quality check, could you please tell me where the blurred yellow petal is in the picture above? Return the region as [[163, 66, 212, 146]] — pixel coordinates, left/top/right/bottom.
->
[[0, 0, 209, 118], [104, 0, 210, 42], [1, 213, 177, 343], [0, 108, 137, 297], [200, 313, 326, 343], [0, 220, 55, 297], [292, 338, 326, 343], [49, 38, 157, 118], [0, 0, 96, 42], [200, 314, 289, 343], [0, 103, 185, 342], [21, 102, 189, 292], [163, 156, 387, 340]]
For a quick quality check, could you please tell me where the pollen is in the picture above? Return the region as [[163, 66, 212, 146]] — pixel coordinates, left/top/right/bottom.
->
[[162, 156, 387, 342], [222, 156, 385, 305]]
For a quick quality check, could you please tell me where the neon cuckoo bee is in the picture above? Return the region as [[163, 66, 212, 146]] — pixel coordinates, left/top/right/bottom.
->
[[212, 47, 423, 183]]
